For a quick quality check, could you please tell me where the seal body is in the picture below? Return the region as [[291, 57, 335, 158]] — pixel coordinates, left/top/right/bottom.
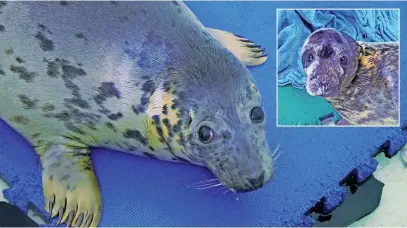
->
[[0, 1, 273, 226], [301, 28, 399, 126]]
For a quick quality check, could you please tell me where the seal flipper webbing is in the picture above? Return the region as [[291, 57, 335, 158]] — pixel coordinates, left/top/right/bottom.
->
[[35, 138, 101, 227], [206, 28, 268, 66]]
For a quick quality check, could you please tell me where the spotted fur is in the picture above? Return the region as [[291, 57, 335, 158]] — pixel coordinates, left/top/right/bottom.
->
[[0, 1, 272, 227], [301, 28, 399, 126]]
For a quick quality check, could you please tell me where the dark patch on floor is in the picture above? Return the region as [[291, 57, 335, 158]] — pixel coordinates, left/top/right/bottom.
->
[[0, 202, 39, 227], [308, 175, 384, 227]]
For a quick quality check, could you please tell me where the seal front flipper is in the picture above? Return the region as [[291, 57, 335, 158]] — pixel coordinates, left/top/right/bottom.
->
[[36, 137, 101, 227], [206, 28, 268, 66]]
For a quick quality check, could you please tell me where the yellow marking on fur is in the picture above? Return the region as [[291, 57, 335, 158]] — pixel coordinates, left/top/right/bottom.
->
[[359, 43, 382, 72], [147, 118, 162, 150], [352, 110, 371, 120], [146, 90, 181, 150], [382, 117, 398, 125], [360, 55, 375, 69]]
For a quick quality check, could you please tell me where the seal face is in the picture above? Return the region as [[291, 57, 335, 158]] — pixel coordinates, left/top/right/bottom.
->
[[301, 28, 360, 98], [178, 63, 273, 192], [0, 1, 272, 226], [301, 28, 399, 125]]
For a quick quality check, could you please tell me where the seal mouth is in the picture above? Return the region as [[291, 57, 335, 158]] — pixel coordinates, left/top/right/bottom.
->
[[233, 182, 265, 193], [217, 170, 269, 193], [307, 75, 338, 97]]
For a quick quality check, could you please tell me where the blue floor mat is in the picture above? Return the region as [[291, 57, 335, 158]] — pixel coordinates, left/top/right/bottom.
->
[[0, 1, 406, 226]]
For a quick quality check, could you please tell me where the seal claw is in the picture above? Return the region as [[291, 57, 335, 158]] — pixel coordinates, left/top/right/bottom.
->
[[38, 141, 102, 227], [66, 210, 74, 227], [57, 205, 65, 225], [238, 38, 254, 43], [252, 47, 266, 53], [206, 27, 268, 66], [75, 213, 84, 227], [255, 52, 268, 58], [245, 44, 261, 48], [48, 196, 55, 220], [84, 214, 93, 227]]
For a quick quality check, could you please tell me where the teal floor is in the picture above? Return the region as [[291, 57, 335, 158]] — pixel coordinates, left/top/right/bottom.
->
[[278, 85, 341, 126]]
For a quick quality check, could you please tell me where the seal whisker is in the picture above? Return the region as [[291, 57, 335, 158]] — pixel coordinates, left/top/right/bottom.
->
[[187, 181, 220, 188], [187, 179, 220, 188], [223, 188, 232, 194], [191, 183, 223, 190], [273, 149, 283, 162], [187, 178, 219, 185], [271, 144, 281, 157]]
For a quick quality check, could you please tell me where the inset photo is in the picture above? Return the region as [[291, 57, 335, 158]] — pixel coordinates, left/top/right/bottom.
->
[[277, 9, 400, 127]]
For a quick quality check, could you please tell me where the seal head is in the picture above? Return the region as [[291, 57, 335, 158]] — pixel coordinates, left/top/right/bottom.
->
[[301, 28, 360, 98], [170, 47, 273, 192]]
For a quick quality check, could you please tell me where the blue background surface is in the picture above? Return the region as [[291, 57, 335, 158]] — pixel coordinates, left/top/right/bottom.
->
[[0, 1, 406, 226]]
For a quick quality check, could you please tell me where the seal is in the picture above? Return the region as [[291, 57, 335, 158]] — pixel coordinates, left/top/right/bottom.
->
[[301, 28, 399, 126], [0, 1, 273, 227]]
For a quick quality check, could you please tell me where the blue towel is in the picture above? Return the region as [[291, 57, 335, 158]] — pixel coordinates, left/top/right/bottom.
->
[[278, 9, 399, 88], [0, 2, 406, 227]]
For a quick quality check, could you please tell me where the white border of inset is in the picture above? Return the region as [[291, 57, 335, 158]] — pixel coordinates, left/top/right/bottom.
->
[[276, 8, 401, 128]]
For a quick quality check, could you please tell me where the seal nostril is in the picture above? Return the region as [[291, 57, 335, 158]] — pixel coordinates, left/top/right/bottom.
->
[[247, 171, 265, 188]]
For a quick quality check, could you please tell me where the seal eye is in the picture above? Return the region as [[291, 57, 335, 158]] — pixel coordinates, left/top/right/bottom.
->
[[340, 56, 348, 66], [198, 126, 214, 144], [308, 53, 314, 62], [250, 106, 264, 124], [302, 50, 315, 68]]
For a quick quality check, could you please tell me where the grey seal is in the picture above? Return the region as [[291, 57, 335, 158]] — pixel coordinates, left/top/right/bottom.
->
[[301, 28, 399, 126], [0, 1, 273, 226]]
